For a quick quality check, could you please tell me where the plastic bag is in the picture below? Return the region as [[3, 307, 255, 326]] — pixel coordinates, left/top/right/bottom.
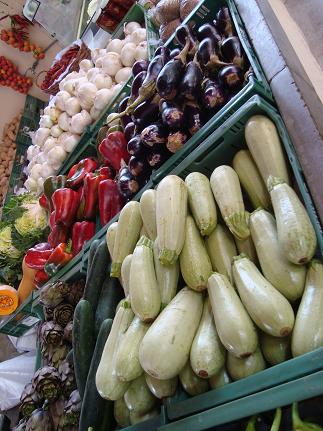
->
[[8, 327, 37, 353], [0, 352, 36, 411]]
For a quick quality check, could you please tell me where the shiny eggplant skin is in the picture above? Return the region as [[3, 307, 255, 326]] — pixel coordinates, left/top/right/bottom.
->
[[129, 156, 150, 177], [119, 96, 131, 128], [175, 25, 197, 51], [160, 99, 185, 130], [132, 98, 160, 130], [132, 60, 149, 77], [140, 123, 168, 148], [127, 135, 145, 157], [184, 102, 203, 135], [215, 7, 234, 37], [180, 61, 203, 100], [221, 36, 244, 68], [166, 130, 188, 153], [130, 71, 147, 102], [141, 55, 166, 90], [154, 46, 170, 62], [197, 23, 222, 46], [169, 48, 181, 59], [156, 59, 185, 100], [197, 37, 227, 70], [147, 147, 170, 169], [201, 78, 227, 110], [218, 65, 243, 89], [124, 122, 136, 142], [118, 167, 140, 200]]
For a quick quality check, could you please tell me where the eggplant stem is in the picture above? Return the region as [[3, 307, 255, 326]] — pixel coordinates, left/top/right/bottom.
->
[[175, 37, 191, 65], [245, 416, 257, 431], [270, 408, 282, 431]]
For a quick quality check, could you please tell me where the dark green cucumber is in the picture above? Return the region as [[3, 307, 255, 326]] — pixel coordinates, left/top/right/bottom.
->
[[95, 270, 124, 334], [0, 414, 10, 431], [87, 239, 100, 279], [79, 319, 115, 431], [84, 240, 110, 312], [73, 299, 95, 398]]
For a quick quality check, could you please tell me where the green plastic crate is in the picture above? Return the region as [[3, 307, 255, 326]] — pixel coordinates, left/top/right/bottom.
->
[[159, 371, 323, 431], [23, 95, 45, 121], [4, 142, 29, 205]]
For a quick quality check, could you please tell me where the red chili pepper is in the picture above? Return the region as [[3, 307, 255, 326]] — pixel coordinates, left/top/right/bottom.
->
[[38, 193, 49, 211], [98, 131, 130, 171], [25, 243, 53, 270], [48, 224, 69, 248], [52, 188, 80, 227], [34, 269, 50, 288], [77, 171, 111, 220], [98, 179, 125, 226], [44, 241, 74, 277], [66, 158, 98, 189], [72, 221, 96, 256]]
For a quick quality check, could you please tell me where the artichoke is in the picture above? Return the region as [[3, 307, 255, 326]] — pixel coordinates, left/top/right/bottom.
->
[[32, 366, 61, 402], [64, 390, 81, 426], [58, 360, 76, 397], [12, 418, 27, 431], [39, 321, 64, 346], [40, 281, 69, 308], [57, 415, 78, 431], [53, 303, 74, 328], [49, 396, 65, 430], [25, 408, 53, 431], [47, 342, 70, 369], [65, 279, 85, 306], [63, 321, 73, 343], [20, 383, 41, 417]]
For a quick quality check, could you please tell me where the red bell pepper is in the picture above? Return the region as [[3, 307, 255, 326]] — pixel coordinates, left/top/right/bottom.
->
[[97, 165, 115, 179], [72, 221, 96, 255], [34, 269, 50, 288], [77, 171, 110, 220], [98, 179, 125, 226], [49, 211, 56, 229], [39, 194, 49, 211], [98, 131, 130, 171], [66, 158, 98, 189], [48, 224, 69, 248], [24, 243, 53, 270], [52, 188, 80, 227], [44, 241, 74, 277]]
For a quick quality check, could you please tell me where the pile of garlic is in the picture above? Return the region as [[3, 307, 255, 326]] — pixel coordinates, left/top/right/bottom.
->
[[25, 21, 147, 195]]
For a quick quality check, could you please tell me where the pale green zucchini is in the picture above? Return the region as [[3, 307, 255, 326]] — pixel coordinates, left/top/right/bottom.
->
[[209, 368, 230, 390], [179, 361, 209, 396], [232, 149, 271, 209], [250, 208, 306, 301], [145, 374, 178, 399], [120, 254, 132, 297], [156, 175, 188, 266], [260, 332, 291, 365], [208, 272, 258, 358], [210, 165, 250, 240], [235, 235, 258, 265], [245, 115, 290, 185], [179, 215, 213, 292], [105, 221, 118, 260], [114, 397, 130, 428], [139, 287, 203, 380], [124, 374, 156, 415], [129, 236, 161, 322], [205, 224, 237, 284], [227, 347, 266, 381], [185, 172, 217, 236], [153, 239, 179, 309], [232, 254, 295, 337], [268, 176, 317, 265], [130, 408, 160, 425], [110, 201, 142, 277], [190, 296, 225, 378], [291, 260, 323, 357], [140, 189, 157, 240]]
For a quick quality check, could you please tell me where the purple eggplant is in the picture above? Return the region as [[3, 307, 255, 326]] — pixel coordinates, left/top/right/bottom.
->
[[141, 124, 168, 148], [167, 130, 188, 153], [175, 25, 197, 53], [215, 7, 234, 37], [184, 101, 203, 135], [197, 23, 222, 46], [124, 122, 136, 142], [218, 65, 243, 89], [132, 96, 160, 130], [202, 78, 227, 110], [197, 37, 229, 71], [118, 167, 140, 200], [169, 48, 181, 59], [160, 99, 184, 130], [129, 71, 147, 103], [154, 46, 170, 61], [127, 135, 144, 157], [221, 36, 244, 68], [147, 147, 170, 169], [132, 60, 149, 77], [180, 60, 203, 100], [129, 156, 150, 177], [118, 96, 131, 128]]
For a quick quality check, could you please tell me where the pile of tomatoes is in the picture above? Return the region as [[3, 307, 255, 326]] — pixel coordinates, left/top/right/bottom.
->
[[0, 56, 33, 94], [0, 29, 45, 60]]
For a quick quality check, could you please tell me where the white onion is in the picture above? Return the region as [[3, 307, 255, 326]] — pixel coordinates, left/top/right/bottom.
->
[[120, 43, 137, 67], [115, 67, 132, 84], [106, 39, 124, 54], [102, 52, 122, 76]]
